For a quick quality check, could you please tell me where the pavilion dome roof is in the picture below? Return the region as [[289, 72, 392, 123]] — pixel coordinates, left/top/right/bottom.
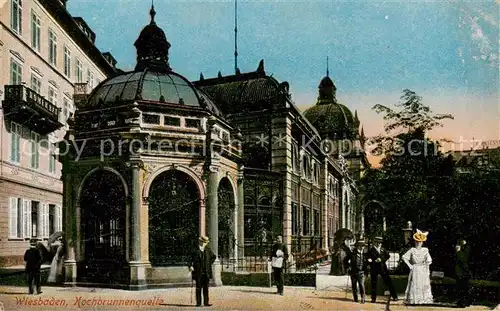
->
[[303, 75, 357, 139], [83, 5, 222, 117]]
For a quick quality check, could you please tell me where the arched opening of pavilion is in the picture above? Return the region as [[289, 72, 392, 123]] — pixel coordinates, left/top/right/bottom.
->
[[217, 177, 235, 260], [148, 169, 200, 265], [80, 169, 127, 281]]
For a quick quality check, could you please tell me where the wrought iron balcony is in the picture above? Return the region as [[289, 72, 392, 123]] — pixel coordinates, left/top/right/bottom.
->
[[2, 85, 63, 135]]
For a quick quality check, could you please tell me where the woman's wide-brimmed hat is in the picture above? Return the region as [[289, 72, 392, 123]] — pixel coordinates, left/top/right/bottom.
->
[[413, 229, 428, 242], [199, 236, 210, 243]]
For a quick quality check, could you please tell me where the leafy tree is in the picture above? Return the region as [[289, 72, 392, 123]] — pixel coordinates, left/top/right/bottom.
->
[[362, 89, 500, 280]]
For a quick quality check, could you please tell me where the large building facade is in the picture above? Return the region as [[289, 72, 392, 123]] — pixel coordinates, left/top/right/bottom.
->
[[0, 0, 116, 267], [59, 5, 369, 289]]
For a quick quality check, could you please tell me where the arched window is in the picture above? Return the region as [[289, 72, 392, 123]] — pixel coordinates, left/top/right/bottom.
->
[[302, 154, 311, 180], [313, 161, 320, 184]]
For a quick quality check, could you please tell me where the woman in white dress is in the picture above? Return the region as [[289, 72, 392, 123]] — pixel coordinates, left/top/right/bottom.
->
[[402, 229, 433, 305], [47, 237, 64, 283]]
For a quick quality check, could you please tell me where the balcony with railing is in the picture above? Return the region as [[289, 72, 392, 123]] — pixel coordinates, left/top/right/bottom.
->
[[2, 85, 63, 135]]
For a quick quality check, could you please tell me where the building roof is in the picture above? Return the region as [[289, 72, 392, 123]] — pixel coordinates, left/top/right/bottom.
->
[[193, 60, 289, 115], [447, 147, 500, 168]]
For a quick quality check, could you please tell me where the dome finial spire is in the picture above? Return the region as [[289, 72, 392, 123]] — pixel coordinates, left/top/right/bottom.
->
[[150, 0, 156, 24], [326, 56, 329, 77]]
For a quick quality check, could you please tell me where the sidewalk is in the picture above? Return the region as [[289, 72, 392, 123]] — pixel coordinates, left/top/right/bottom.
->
[[0, 264, 51, 276], [0, 284, 492, 311]]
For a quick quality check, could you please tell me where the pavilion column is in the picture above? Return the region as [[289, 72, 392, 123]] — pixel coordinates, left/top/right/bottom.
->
[[128, 160, 147, 289], [206, 164, 222, 286], [237, 171, 245, 259], [64, 166, 77, 285]]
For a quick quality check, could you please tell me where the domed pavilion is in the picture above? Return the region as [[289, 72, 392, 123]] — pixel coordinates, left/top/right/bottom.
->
[[62, 5, 242, 289], [304, 74, 369, 181]]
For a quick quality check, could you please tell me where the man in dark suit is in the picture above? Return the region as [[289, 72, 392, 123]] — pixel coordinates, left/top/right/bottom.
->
[[455, 238, 472, 308], [188, 236, 216, 307], [367, 236, 398, 303], [24, 238, 43, 295], [269, 235, 288, 295], [345, 239, 368, 303]]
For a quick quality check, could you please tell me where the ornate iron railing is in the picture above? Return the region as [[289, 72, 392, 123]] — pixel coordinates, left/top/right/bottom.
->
[[4, 85, 60, 120]]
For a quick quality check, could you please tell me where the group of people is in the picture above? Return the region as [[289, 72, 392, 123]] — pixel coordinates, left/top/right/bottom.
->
[[344, 229, 472, 308], [187, 234, 289, 307], [24, 232, 471, 308], [23, 237, 65, 295]]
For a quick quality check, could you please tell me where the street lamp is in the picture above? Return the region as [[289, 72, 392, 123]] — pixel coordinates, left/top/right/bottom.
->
[[402, 221, 413, 245]]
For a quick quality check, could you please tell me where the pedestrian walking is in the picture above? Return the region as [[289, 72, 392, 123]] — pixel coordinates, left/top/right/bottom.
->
[[455, 238, 472, 308], [24, 238, 43, 295], [345, 239, 368, 304], [367, 236, 398, 302], [188, 236, 216, 307], [269, 235, 288, 296]]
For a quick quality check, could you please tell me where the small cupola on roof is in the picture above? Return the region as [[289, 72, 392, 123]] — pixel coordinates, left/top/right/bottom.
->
[[317, 71, 337, 104], [304, 69, 357, 140], [134, 4, 171, 72]]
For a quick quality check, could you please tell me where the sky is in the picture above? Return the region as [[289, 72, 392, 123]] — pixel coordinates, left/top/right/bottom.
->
[[67, 0, 499, 163]]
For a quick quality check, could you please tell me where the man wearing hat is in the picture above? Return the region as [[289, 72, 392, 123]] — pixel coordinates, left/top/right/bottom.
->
[[344, 239, 368, 303], [188, 236, 216, 307], [455, 238, 472, 308], [24, 238, 43, 295], [367, 236, 398, 303], [269, 235, 288, 295]]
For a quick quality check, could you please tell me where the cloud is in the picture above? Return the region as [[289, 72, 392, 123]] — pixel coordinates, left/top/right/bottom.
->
[[459, 5, 499, 69]]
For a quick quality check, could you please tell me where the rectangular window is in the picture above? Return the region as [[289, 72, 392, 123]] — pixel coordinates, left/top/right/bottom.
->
[[63, 97, 70, 121], [292, 203, 298, 235], [11, 0, 22, 35], [185, 119, 201, 129], [49, 143, 56, 174], [10, 121, 22, 163], [75, 59, 83, 83], [31, 201, 39, 237], [31, 11, 41, 51], [164, 116, 180, 126], [314, 210, 320, 236], [48, 87, 58, 105], [63, 46, 71, 77], [48, 204, 62, 235], [302, 207, 310, 236], [30, 73, 41, 94], [10, 58, 22, 85], [30, 132, 40, 169], [142, 114, 160, 124], [48, 29, 57, 66], [86, 69, 94, 89], [49, 204, 55, 236]]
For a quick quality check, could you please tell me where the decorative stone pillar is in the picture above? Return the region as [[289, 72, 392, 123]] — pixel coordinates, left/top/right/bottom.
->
[[199, 199, 206, 236], [128, 160, 147, 289], [237, 171, 245, 259], [64, 169, 77, 285], [206, 164, 222, 286]]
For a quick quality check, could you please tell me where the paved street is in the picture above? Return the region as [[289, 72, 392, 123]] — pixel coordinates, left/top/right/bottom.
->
[[0, 284, 493, 311]]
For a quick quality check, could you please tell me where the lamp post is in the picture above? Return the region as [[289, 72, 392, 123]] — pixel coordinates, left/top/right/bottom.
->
[[402, 221, 413, 245]]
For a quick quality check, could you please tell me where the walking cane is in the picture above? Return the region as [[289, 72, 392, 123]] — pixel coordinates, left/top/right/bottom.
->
[[190, 279, 193, 305], [345, 270, 350, 299]]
